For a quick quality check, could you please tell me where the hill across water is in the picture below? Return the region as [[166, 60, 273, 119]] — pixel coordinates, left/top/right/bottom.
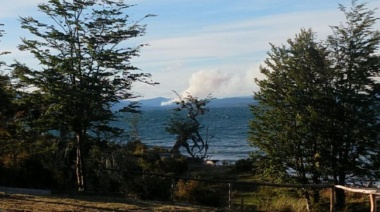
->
[[113, 96, 254, 111]]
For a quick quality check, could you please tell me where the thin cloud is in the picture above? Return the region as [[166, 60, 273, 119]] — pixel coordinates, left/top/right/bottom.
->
[[2, 0, 380, 100], [135, 9, 345, 66]]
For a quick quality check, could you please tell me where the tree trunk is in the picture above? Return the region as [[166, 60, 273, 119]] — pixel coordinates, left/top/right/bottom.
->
[[335, 174, 346, 209], [170, 139, 195, 158], [311, 174, 321, 204], [312, 189, 320, 204], [76, 133, 85, 191], [335, 187, 345, 210], [303, 189, 312, 211], [170, 139, 181, 154]]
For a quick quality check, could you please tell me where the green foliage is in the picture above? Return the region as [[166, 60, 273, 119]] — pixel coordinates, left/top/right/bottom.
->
[[323, 2, 380, 207], [0, 75, 14, 138], [250, 28, 330, 186], [175, 179, 226, 207], [126, 175, 172, 201], [0, 24, 15, 139], [137, 152, 188, 175], [249, 1, 380, 209], [0, 23, 10, 65], [0, 135, 69, 189], [12, 0, 155, 191], [233, 158, 254, 173], [123, 148, 188, 200], [125, 140, 148, 156], [84, 138, 188, 197], [324, 0, 380, 180]]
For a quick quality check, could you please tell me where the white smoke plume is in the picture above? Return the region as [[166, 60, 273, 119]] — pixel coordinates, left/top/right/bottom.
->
[[181, 69, 231, 98], [182, 68, 259, 99], [160, 67, 259, 106], [160, 99, 176, 106]]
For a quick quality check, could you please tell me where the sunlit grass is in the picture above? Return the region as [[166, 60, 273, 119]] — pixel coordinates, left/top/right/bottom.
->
[[0, 192, 217, 212], [231, 185, 373, 212]]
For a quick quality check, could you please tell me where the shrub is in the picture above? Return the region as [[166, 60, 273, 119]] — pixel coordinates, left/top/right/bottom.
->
[[233, 158, 253, 172], [123, 149, 187, 200], [175, 179, 226, 207], [123, 174, 172, 201]]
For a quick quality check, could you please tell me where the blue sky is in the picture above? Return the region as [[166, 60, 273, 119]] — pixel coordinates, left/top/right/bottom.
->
[[1, 0, 380, 100]]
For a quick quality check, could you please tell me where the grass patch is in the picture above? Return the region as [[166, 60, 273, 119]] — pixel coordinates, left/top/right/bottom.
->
[[0, 165, 376, 212]]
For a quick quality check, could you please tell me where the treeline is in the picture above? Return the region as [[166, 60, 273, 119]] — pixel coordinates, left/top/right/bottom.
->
[[249, 1, 380, 210]]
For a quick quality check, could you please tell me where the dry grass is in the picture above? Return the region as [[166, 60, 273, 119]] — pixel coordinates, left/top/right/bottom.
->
[[0, 192, 218, 212]]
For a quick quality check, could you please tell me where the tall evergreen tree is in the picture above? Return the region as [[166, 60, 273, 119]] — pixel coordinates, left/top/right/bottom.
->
[[12, 0, 155, 191]]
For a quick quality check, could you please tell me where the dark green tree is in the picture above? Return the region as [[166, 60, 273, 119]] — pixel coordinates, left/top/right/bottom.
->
[[0, 75, 13, 139], [0, 24, 10, 69], [250, 1, 380, 209], [249, 28, 333, 206], [12, 0, 155, 191], [167, 92, 213, 159], [0, 24, 12, 139], [324, 1, 380, 208]]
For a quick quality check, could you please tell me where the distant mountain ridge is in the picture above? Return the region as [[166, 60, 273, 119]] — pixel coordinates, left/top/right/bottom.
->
[[113, 96, 254, 111]]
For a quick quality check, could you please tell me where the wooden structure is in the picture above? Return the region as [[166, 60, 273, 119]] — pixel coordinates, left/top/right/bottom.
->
[[335, 185, 380, 212]]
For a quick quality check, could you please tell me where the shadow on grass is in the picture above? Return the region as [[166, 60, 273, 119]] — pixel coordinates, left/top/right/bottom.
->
[[0, 192, 217, 212], [18, 194, 158, 211]]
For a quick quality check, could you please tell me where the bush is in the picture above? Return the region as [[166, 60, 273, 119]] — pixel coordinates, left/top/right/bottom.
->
[[123, 174, 172, 201], [175, 179, 226, 207], [233, 158, 253, 172], [123, 149, 187, 200], [137, 150, 188, 175]]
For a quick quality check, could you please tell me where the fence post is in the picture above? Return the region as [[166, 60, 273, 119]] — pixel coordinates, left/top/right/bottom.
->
[[240, 197, 244, 211], [171, 178, 176, 204], [370, 194, 377, 212], [330, 187, 335, 212], [229, 183, 232, 210]]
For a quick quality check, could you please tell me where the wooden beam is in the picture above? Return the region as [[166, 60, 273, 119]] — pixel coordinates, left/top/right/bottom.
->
[[335, 185, 378, 194]]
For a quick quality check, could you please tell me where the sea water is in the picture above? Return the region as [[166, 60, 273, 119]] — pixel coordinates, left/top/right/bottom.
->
[[119, 106, 254, 162]]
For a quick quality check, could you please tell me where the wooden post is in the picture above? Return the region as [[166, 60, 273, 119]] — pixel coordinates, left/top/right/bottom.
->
[[229, 183, 232, 210], [240, 197, 244, 211], [330, 187, 335, 212], [171, 178, 176, 204], [370, 194, 377, 212]]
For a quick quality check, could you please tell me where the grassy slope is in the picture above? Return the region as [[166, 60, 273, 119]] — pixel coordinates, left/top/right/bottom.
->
[[0, 192, 217, 212]]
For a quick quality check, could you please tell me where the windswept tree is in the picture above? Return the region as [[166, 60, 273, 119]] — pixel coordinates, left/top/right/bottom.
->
[[12, 0, 155, 191], [167, 92, 213, 159]]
